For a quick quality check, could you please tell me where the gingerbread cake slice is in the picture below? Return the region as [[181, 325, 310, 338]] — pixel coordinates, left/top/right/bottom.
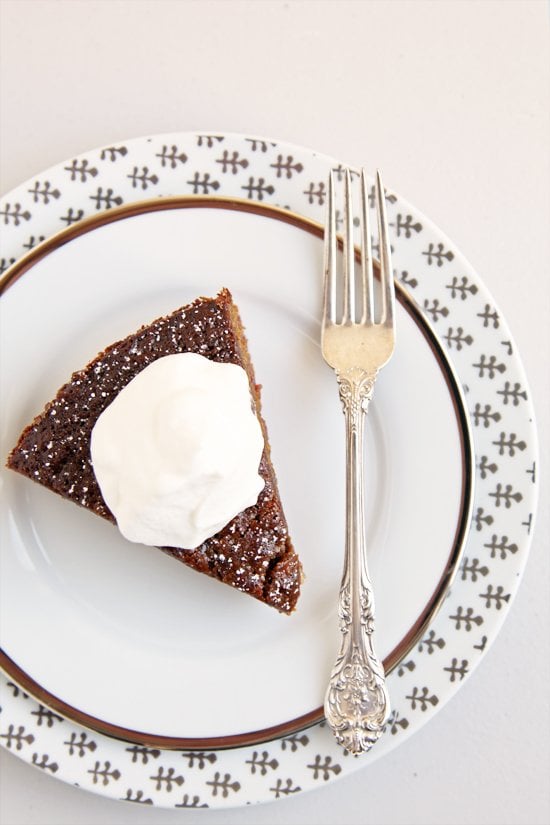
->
[[6, 289, 302, 614]]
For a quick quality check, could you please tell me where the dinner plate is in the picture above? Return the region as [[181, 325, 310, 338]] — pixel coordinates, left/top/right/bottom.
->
[[0, 132, 538, 808], [0, 196, 471, 745]]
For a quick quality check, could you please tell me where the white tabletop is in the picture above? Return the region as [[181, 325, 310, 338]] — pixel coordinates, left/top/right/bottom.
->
[[0, 2, 548, 824]]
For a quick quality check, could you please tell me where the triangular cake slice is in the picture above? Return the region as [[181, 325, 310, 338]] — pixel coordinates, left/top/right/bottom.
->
[[7, 289, 302, 614]]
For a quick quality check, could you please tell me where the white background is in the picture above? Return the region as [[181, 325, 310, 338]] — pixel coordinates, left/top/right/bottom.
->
[[0, 1, 548, 824]]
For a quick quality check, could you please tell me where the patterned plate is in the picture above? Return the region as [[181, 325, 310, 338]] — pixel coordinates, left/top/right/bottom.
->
[[0, 132, 539, 808]]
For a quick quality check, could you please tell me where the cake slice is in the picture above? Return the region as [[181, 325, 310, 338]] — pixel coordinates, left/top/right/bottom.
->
[[6, 289, 302, 614]]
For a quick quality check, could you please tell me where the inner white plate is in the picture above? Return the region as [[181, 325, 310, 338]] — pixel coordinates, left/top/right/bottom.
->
[[0, 202, 468, 743]]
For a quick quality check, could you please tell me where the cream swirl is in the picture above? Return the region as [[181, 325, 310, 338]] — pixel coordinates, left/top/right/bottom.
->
[[90, 353, 265, 549]]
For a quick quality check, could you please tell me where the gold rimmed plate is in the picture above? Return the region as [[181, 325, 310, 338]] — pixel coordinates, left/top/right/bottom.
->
[[0, 196, 473, 749]]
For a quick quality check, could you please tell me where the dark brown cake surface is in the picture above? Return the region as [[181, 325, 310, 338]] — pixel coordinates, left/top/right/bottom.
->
[[7, 289, 302, 614]]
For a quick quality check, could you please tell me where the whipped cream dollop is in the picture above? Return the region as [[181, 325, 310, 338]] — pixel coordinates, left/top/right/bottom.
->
[[90, 353, 265, 549]]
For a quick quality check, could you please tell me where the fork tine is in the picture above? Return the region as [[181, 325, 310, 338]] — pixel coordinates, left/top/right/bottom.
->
[[375, 170, 395, 326], [360, 169, 374, 324], [342, 169, 355, 324], [323, 170, 337, 324]]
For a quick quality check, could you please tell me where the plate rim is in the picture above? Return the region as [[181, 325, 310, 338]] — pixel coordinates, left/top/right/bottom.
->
[[0, 194, 474, 749]]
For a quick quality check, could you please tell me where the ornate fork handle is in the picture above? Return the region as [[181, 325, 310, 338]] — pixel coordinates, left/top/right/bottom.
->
[[324, 367, 390, 755]]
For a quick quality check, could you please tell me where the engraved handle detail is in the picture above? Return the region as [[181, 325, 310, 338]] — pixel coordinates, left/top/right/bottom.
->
[[324, 367, 390, 755]]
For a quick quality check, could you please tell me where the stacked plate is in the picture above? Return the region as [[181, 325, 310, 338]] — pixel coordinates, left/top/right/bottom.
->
[[0, 132, 538, 808]]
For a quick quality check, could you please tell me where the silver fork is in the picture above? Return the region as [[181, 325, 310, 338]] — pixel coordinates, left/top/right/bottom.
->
[[322, 168, 395, 755]]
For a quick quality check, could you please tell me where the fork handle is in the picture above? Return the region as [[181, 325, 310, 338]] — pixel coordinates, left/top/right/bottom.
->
[[324, 367, 390, 755]]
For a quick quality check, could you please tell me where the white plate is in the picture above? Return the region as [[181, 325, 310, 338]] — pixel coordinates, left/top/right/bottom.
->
[[0, 132, 538, 808], [0, 197, 470, 744]]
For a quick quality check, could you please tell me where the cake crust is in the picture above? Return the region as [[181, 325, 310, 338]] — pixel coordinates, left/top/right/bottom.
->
[[7, 289, 302, 614]]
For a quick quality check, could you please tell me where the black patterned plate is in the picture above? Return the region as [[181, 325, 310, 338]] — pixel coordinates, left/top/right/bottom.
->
[[0, 133, 539, 808]]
